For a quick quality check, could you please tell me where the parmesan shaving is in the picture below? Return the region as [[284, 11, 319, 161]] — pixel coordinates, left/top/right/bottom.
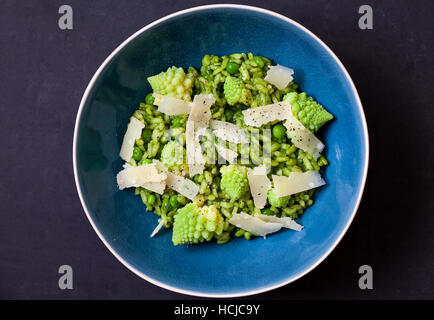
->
[[186, 94, 215, 176], [216, 144, 238, 164], [188, 94, 213, 125], [247, 165, 271, 209], [264, 64, 294, 90], [120, 162, 166, 194], [272, 171, 325, 197], [141, 181, 166, 195], [195, 126, 208, 139], [284, 115, 324, 159], [229, 212, 282, 236], [242, 102, 291, 127], [119, 117, 145, 161], [210, 120, 248, 143], [153, 94, 191, 115], [116, 163, 166, 190], [186, 120, 205, 176], [250, 164, 268, 175], [254, 213, 303, 231], [152, 159, 167, 172], [150, 219, 165, 238], [153, 160, 199, 200], [165, 171, 199, 200]]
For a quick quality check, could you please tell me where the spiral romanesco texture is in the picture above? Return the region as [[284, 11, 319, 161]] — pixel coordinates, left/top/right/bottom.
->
[[220, 165, 249, 200], [223, 76, 252, 106], [283, 92, 333, 132], [147, 66, 194, 101], [267, 188, 291, 208], [172, 203, 225, 245], [160, 141, 184, 167]]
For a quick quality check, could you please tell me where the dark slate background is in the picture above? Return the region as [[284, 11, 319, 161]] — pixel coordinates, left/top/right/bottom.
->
[[0, 0, 433, 299]]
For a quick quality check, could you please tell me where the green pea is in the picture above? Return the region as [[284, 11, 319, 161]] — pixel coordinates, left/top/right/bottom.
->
[[211, 55, 220, 64], [170, 195, 180, 208], [226, 62, 239, 75], [142, 129, 153, 142], [254, 56, 264, 68], [202, 54, 211, 66], [147, 194, 156, 205], [141, 158, 152, 165], [177, 195, 187, 205], [272, 124, 286, 139], [135, 138, 144, 146], [193, 174, 200, 183], [162, 198, 171, 211], [262, 208, 273, 216], [171, 116, 182, 128], [225, 108, 234, 121], [145, 93, 154, 105], [132, 147, 143, 161]]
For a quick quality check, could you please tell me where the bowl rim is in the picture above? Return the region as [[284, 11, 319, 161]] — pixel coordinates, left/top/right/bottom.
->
[[73, 4, 369, 298]]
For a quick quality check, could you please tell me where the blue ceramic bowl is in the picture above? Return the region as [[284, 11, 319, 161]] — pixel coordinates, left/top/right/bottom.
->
[[73, 5, 368, 297]]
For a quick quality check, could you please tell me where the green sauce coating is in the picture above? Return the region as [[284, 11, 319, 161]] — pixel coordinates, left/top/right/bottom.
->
[[127, 53, 332, 244]]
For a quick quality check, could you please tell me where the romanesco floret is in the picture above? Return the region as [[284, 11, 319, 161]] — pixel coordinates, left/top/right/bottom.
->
[[267, 188, 291, 208], [220, 164, 249, 200], [172, 203, 225, 245], [223, 76, 252, 106], [147, 66, 194, 101], [283, 92, 333, 132], [160, 141, 184, 167]]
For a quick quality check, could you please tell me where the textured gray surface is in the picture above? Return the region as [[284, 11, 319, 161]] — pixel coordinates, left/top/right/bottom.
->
[[0, 0, 433, 299]]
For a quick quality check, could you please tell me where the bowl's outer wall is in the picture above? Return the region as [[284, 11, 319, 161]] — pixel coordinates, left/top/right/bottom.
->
[[76, 8, 367, 295]]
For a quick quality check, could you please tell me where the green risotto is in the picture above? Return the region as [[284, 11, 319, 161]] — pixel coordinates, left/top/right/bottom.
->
[[118, 53, 333, 245]]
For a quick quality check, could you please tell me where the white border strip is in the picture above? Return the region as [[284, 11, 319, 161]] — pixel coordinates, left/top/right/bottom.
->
[[73, 4, 369, 298]]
